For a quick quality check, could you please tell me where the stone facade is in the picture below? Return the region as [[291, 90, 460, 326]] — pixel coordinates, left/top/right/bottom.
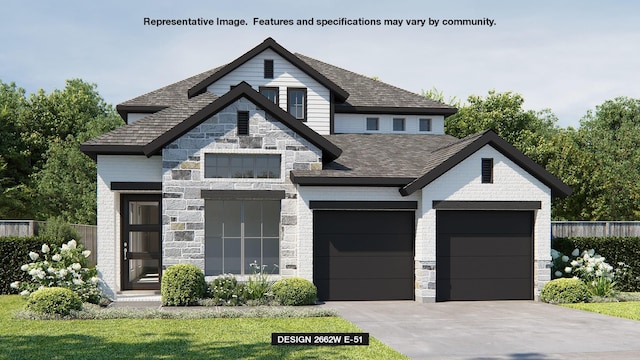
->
[[161, 98, 322, 279]]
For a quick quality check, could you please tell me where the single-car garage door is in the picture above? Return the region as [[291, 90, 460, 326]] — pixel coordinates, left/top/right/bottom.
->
[[313, 210, 414, 301], [436, 210, 533, 302]]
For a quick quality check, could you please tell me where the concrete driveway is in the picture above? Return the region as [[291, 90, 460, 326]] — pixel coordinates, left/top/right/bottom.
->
[[321, 301, 640, 359]]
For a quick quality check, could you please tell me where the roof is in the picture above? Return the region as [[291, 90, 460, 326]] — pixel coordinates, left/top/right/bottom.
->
[[292, 130, 572, 198], [114, 38, 456, 120], [295, 54, 457, 115], [188, 38, 349, 102], [81, 82, 342, 162], [290, 134, 461, 186]]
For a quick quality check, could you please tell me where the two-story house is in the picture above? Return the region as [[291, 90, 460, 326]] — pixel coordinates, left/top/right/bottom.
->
[[80, 38, 571, 302]]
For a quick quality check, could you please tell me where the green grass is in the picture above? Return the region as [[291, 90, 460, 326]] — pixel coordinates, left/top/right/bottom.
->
[[562, 301, 640, 321], [0, 296, 407, 360]]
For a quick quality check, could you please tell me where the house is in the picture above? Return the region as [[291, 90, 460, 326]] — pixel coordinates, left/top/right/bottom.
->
[[80, 37, 571, 302]]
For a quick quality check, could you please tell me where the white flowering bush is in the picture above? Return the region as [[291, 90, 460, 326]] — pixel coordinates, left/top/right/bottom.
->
[[10, 240, 102, 304], [551, 247, 616, 297]]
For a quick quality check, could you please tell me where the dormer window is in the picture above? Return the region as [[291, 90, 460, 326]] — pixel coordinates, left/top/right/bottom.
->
[[264, 59, 274, 79]]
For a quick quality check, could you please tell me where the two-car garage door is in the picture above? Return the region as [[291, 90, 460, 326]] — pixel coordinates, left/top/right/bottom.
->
[[313, 206, 534, 302]]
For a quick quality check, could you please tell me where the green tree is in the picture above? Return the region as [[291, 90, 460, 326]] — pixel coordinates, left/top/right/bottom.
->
[[552, 97, 640, 220], [0, 78, 123, 223], [31, 100, 123, 224], [444, 90, 560, 165], [0, 81, 32, 218]]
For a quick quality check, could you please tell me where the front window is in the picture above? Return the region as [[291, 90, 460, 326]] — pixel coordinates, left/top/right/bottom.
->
[[204, 154, 280, 179], [287, 88, 307, 121], [205, 200, 280, 275]]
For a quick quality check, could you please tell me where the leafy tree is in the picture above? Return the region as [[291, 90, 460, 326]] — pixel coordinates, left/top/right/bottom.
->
[[0, 81, 32, 218], [0, 78, 123, 223], [32, 112, 122, 225], [444, 90, 560, 165], [552, 97, 640, 220]]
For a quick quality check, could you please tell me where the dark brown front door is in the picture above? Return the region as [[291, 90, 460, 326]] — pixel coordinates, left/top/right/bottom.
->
[[121, 194, 162, 290]]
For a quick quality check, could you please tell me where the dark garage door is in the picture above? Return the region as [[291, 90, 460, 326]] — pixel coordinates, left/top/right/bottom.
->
[[436, 211, 533, 302], [313, 211, 414, 301]]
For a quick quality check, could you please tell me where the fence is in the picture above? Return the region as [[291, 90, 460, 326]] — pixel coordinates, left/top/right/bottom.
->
[[551, 221, 640, 238], [0, 220, 97, 266]]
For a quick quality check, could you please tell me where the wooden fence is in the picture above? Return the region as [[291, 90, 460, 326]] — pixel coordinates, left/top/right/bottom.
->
[[0, 220, 97, 266], [551, 221, 640, 238]]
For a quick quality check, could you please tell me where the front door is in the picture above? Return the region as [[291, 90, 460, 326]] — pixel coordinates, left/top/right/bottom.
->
[[121, 194, 162, 290]]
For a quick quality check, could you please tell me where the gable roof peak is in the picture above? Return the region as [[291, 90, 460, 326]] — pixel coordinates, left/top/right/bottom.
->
[[187, 37, 349, 101]]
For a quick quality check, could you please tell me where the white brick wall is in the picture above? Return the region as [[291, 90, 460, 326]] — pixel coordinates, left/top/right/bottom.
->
[[417, 144, 551, 301], [96, 155, 162, 297]]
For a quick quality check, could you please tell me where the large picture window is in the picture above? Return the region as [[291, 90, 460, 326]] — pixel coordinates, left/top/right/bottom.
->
[[205, 200, 280, 275], [204, 154, 281, 179]]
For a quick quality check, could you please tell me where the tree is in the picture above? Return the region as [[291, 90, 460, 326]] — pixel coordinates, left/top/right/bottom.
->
[[0, 81, 32, 218], [444, 90, 560, 166], [551, 97, 640, 220], [0, 78, 123, 223]]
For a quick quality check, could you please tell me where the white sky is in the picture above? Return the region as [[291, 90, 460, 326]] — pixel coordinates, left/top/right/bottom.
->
[[1, 0, 639, 128]]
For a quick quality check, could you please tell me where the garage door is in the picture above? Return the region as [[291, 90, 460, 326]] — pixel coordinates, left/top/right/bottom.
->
[[436, 211, 533, 302], [313, 210, 414, 301]]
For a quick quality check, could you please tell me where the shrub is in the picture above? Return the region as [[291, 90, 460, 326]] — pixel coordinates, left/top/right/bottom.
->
[[271, 277, 317, 306], [540, 278, 591, 304], [207, 274, 247, 306], [161, 264, 206, 306], [10, 239, 101, 303], [39, 217, 81, 242], [26, 287, 82, 315], [553, 237, 640, 291]]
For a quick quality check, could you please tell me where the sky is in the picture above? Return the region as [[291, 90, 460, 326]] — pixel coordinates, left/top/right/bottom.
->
[[1, 0, 639, 129]]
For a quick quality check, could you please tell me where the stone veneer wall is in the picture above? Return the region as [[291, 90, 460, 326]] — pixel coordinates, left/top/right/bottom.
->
[[161, 98, 322, 278]]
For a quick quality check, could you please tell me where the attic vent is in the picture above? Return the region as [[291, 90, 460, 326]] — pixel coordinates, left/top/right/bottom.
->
[[481, 158, 493, 184], [237, 111, 249, 136], [264, 59, 274, 79]]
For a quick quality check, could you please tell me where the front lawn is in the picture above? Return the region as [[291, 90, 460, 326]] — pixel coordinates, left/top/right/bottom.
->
[[562, 301, 640, 321], [0, 296, 407, 360]]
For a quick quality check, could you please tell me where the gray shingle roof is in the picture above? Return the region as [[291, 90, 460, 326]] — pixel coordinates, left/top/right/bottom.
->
[[118, 66, 224, 109], [292, 133, 461, 179], [84, 92, 218, 148], [116, 50, 454, 113], [294, 54, 456, 112]]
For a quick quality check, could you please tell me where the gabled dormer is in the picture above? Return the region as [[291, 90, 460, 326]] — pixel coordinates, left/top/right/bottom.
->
[[187, 38, 349, 135]]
